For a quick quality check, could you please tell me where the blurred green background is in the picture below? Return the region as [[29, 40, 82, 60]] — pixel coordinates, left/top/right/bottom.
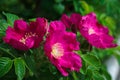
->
[[0, 0, 120, 80], [0, 0, 119, 21], [0, 0, 120, 33]]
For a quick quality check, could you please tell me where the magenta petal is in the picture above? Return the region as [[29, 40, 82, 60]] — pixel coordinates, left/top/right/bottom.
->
[[61, 13, 82, 30], [63, 32, 80, 50], [70, 53, 82, 71], [25, 37, 35, 48], [59, 52, 82, 71], [3, 27, 22, 43], [29, 18, 47, 35], [57, 65, 68, 76], [29, 21, 36, 32], [58, 56, 72, 68], [100, 34, 117, 48], [36, 18, 47, 35], [3, 27, 28, 50], [82, 12, 97, 24], [14, 20, 28, 33], [61, 14, 72, 28], [70, 13, 82, 28], [9, 39, 29, 50], [32, 37, 43, 48], [49, 21, 66, 33], [88, 34, 117, 49], [88, 34, 102, 48], [29, 18, 47, 48], [98, 24, 109, 34]]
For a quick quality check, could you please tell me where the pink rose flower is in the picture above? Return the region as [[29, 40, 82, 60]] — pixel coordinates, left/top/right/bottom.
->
[[79, 12, 117, 48], [61, 13, 81, 28], [44, 21, 82, 76], [61, 13, 82, 33], [3, 18, 48, 50]]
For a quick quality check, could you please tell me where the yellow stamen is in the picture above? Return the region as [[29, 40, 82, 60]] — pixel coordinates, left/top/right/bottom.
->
[[51, 43, 64, 59], [19, 32, 38, 44], [88, 28, 95, 35]]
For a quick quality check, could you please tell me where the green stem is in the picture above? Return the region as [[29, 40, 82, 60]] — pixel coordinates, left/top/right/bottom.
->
[[24, 60, 34, 76], [29, 49, 33, 54], [67, 76, 69, 80], [72, 72, 78, 80], [0, 47, 16, 58]]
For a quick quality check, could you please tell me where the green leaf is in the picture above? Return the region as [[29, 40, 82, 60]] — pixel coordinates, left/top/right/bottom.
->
[[14, 58, 26, 80], [0, 57, 13, 77], [105, 17, 116, 30], [79, 1, 94, 15], [85, 69, 93, 80], [80, 59, 86, 74], [0, 46, 16, 58], [73, 0, 80, 12], [0, 19, 9, 31], [114, 52, 120, 65], [28, 18, 36, 22], [0, 19, 9, 38], [24, 55, 35, 76], [0, 31, 5, 38], [3, 12, 19, 26], [72, 72, 79, 80], [81, 54, 101, 70], [59, 77, 64, 80], [92, 72, 104, 80], [54, 3, 65, 14], [101, 67, 111, 80], [54, 0, 63, 3]]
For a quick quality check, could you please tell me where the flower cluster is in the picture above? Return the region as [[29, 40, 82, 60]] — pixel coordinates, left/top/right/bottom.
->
[[61, 12, 117, 49], [3, 12, 117, 76]]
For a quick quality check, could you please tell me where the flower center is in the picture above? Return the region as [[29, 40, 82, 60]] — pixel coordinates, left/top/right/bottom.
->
[[51, 43, 64, 59], [88, 28, 95, 35], [19, 32, 38, 44]]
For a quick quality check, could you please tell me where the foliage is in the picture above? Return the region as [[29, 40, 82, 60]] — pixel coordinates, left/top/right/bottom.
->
[[0, 0, 120, 80]]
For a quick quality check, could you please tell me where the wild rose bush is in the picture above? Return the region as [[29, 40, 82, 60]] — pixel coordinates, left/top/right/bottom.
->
[[0, 11, 118, 80]]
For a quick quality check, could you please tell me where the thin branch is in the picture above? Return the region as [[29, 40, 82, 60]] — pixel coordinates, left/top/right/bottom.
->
[[0, 47, 16, 58]]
